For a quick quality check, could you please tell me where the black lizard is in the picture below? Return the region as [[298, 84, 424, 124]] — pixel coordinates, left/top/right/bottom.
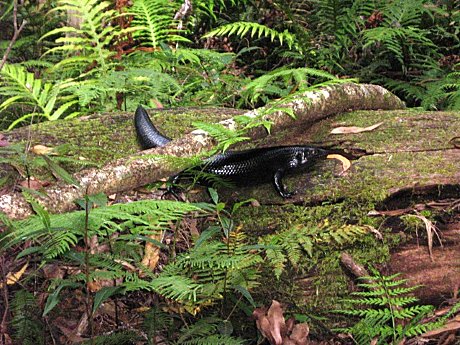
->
[[135, 105, 345, 198]]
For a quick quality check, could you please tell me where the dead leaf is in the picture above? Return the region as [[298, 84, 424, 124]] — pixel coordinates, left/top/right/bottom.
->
[[0, 262, 28, 288], [31, 144, 55, 155], [87, 271, 122, 292], [289, 323, 310, 345], [151, 98, 164, 109], [253, 300, 311, 345], [266, 300, 286, 345], [19, 177, 49, 190], [42, 264, 65, 280], [412, 212, 443, 262], [254, 310, 272, 343], [0, 134, 9, 147], [330, 122, 383, 134], [327, 154, 351, 174], [141, 232, 163, 271]]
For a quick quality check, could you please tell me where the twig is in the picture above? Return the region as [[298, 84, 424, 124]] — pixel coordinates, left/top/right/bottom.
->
[[0, 256, 10, 345], [174, 0, 192, 30], [340, 252, 372, 285], [0, 0, 27, 71]]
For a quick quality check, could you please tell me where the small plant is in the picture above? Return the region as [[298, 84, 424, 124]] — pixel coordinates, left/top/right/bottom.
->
[[335, 268, 435, 345]]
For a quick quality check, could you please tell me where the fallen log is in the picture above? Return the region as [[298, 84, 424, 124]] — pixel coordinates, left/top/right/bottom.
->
[[0, 83, 404, 220]]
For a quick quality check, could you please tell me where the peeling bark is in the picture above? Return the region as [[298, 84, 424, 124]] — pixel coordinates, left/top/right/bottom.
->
[[0, 83, 405, 220]]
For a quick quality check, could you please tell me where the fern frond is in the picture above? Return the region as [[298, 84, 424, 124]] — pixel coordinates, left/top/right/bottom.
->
[[335, 268, 436, 344], [192, 121, 250, 152], [241, 66, 343, 107], [131, 0, 189, 48], [176, 316, 244, 345], [0, 64, 79, 128], [203, 21, 297, 49], [262, 222, 369, 278], [11, 290, 45, 345], [142, 230, 262, 311], [178, 334, 245, 345], [41, 0, 127, 74], [1, 200, 208, 259], [147, 275, 203, 301]]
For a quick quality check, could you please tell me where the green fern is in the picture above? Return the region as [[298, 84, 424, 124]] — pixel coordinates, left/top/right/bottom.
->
[[142, 305, 175, 342], [177, 334, 245, 345], [1, 198, 212, 317], [335, 269, 435, 345], [188, 110, 272, 153], [176, 316, 245, 345], [202, 21, 298, 49], [11, 290, 45, 345], [130, 0, 190, 48], [0, 64, 79, 129], [262, 223, 369, 278], [423, 68, 460, 110], [135, 230, 262, 313], [1, 199, 207, 259], [40, 0, 127, 74], [240, 66, 347, 107], [362, 0, 438, 72]]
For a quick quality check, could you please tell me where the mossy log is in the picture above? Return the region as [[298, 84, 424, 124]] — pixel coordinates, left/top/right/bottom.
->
[[0, 83, 405, 219]]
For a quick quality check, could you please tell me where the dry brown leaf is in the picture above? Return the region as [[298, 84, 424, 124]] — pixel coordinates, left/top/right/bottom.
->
[[256, 313, 273, 343], [289, 323, 310, 345], [0, 133, 10, 147], [254, 300, 311, 345], [31, 144, 55, 155], [330, 122, 383, 134], [412, 212, 443, 262], [42, 264, 65, 280], [19, 178, 49, 190], [141, 232, 164, 271], [87, 272, 121, 292], [0, 262, 28, 288], [327, 154, 351, 174], [266, 300, 286, 345]]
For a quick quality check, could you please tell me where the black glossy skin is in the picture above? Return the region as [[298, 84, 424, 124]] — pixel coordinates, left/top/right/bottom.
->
[[134, 106, 172, 149], [135, 105, 330, 198]]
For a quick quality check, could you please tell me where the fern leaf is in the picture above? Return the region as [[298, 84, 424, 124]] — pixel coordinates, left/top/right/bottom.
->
[[131, 0, 189, 48], [203, 22, 297, 49], [0, 64, 78, 128]]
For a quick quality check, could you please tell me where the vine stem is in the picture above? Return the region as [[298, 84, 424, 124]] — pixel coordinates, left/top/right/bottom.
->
[[0, 0, 27, 71]]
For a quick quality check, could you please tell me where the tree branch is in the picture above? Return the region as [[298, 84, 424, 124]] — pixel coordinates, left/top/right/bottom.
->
[[0, 0, 27, 71]]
